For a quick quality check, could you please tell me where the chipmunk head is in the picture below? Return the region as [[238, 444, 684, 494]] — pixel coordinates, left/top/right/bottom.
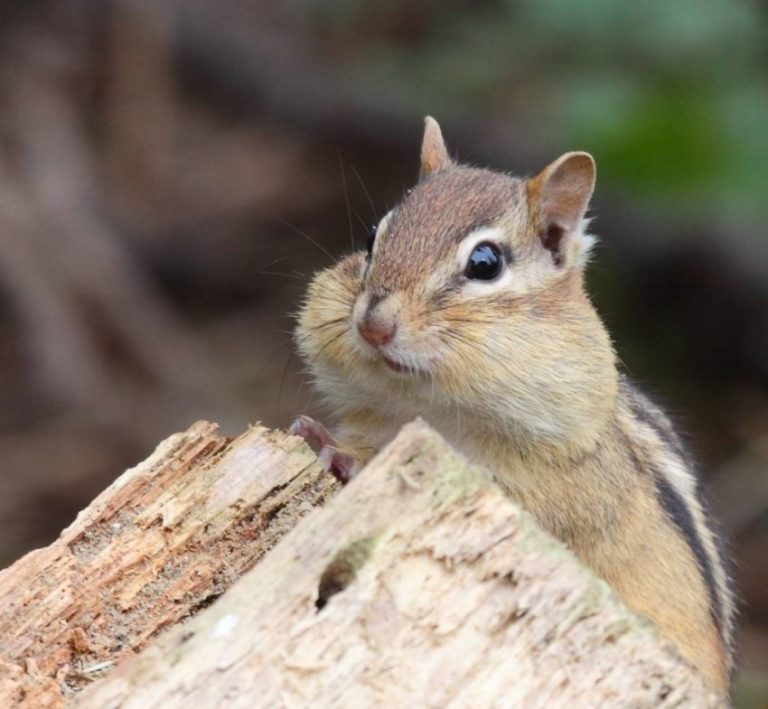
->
[[297, 117, 617, 450]]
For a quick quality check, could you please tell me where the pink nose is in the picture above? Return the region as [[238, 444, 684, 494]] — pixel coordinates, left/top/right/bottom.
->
[[357, 320, 396, 348]]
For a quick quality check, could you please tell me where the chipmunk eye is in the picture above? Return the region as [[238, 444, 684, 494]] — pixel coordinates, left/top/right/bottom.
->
[[366, 225, 377, 256], [465, 242, 504, 280]]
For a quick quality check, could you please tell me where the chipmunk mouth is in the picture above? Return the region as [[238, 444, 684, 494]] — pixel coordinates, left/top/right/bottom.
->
[[380, 354, 427, 376], [382, 356, 409, 373]]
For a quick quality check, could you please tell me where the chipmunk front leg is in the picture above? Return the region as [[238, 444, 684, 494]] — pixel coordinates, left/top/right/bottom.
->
[[289, 415, 368, 484]]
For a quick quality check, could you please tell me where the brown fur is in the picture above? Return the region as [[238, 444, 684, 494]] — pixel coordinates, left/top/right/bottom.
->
[[294, 120, 734, 695], [367, 168, 520, 294]]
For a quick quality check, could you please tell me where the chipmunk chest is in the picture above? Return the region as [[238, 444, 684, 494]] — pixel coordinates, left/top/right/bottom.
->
[[348, 395, 481, 455]]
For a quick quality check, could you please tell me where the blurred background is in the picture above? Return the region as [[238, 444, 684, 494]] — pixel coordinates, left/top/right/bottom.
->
[[0, 0, 766, 702]]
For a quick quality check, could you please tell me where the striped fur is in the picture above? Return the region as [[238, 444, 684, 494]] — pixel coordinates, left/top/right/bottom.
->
[[294, 120, 735, 694], [620, 377, 736, 653]]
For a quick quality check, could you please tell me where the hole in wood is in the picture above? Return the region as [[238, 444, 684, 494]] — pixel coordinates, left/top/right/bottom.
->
[[315, 537, 376, 612]]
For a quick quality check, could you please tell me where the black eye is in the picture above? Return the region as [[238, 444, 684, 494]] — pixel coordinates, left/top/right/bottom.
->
[[366, 225, 377, 256], [465, 242, 504, 280]]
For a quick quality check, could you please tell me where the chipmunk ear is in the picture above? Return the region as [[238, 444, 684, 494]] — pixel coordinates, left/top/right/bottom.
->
[[420, 116, 452, 178], [527, 152, 596, 268]]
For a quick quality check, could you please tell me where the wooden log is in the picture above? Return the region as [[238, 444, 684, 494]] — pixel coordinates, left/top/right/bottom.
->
[[0, 421, 338, 708], [75, 420, 721, 708]]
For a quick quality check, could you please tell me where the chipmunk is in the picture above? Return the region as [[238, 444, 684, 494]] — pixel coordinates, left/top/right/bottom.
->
[[291, 117, 735, 694]]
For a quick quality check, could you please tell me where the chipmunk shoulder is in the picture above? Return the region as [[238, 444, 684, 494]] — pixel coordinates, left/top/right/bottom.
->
[[292, 116, 735, 695]]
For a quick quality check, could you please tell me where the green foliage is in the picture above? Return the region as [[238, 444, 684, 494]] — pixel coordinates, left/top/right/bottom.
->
[[294, 0, 768, 217]]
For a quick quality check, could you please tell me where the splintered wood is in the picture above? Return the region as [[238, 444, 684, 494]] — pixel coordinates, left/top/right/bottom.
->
[[75, 421, 720, 708], [0, 421, 337, 708]]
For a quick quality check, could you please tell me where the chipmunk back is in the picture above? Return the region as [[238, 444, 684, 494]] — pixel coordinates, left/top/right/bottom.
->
[[293, 117, 735, 694]]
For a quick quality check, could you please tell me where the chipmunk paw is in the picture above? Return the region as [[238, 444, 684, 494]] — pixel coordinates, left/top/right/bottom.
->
[[289, 415, 357, 484]]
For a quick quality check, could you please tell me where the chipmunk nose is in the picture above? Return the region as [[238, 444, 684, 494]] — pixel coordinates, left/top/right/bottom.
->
[[357, 319, 396, 348]]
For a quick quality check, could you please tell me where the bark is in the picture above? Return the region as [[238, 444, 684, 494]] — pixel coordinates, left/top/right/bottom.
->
[[0, 421, 337, 708], [72, 420, 720, 708]]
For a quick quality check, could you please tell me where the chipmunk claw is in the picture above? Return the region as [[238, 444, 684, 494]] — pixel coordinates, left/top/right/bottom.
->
[[289, 415, 357, 484], [289, 415, 335, 449], [318, 447, 356, 485]]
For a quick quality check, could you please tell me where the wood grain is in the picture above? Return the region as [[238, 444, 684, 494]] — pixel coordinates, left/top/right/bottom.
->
[[76, 420, 721, 708], [0, 421, 337, 707]]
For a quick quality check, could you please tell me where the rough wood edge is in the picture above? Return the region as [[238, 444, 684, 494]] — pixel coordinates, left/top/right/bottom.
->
[[75, 420, 723, 708], [0, 420, 338, 708]]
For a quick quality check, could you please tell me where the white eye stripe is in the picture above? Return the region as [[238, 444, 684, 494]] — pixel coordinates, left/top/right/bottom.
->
[[370, 210, 393, 259]]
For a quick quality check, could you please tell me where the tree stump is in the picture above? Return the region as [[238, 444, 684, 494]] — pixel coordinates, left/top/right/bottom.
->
[[0, 420, 722, 707]]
